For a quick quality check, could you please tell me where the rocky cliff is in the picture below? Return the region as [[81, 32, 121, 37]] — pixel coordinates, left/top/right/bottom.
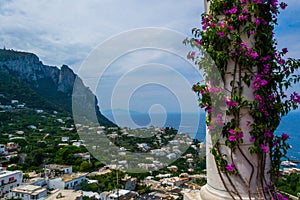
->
[[0, 49, 115, 126]]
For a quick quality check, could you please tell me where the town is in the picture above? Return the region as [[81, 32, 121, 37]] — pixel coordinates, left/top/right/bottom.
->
[[0, 97, 208, 200]]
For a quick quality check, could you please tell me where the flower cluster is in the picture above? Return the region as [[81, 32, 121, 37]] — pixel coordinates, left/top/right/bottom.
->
[[228, 128, 244, 142], [185, 0, 300, 197], [273, 193, 288, 200], [225, 163, 235, 173]]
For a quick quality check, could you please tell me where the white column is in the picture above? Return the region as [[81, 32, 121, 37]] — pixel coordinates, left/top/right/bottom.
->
[[199, 1, 271, 199]]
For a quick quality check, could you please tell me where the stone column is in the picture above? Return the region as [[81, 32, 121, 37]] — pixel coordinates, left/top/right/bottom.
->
[[199, 1, 271, 199]]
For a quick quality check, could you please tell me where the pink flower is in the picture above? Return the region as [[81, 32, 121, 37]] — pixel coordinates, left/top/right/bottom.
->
[[229, 135, 237, 142], [263, 64, 270, 74], [225, 164, 235, 173], [277, 58, 286, 65], [271, 0, 278, 8], [237, 132, 244, 139], [230, 7, 238, 14], [252, 74, 268, 90], [268, 94, 275, 100], [290, 92, 300, 104], [280, 2, 288, 10], [246, 121, 251, 126], [261, 55, 271, 61], [228, 26, 233, 31], [282, 133, 289, 140], [238, 15, 243, 21], [226, 99, 238, 107], [252, 0, 262, 3], [273, 193, 288, 200], [261, 144, 269, 153], [250, 136, 256, 142], [218, 32, 225, 38], [217, 114, 223, 118], [249, 30, 254, 35], [250, 52, 259, 59], [218, 22, 225, 28], [241, 0, 247, 6], [260, 79, 268, 86], [228, 129, 236, 135], [254, 18, 260, 25], [254, 94, 262, 102], [215, 118, 223, 126], [264, 130, 273, 138], [282, 48, 288, 53]]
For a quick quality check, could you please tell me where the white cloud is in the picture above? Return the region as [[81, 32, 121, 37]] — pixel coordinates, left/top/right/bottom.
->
[[1, 0, 299, 114], [0, 0, 203, 69]]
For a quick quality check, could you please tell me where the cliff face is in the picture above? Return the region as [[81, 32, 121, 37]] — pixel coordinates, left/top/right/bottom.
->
[[0, 50, 74, 94], [0, 49, 115, 126]]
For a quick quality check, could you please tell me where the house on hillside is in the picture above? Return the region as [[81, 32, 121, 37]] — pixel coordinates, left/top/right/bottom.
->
[[44, 164, 72, 176], [0, 168, 23, 196], [48, 172, 87, 190], [9, 185, 47, 200]]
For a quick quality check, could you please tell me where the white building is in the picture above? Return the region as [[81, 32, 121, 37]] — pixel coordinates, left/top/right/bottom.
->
[[61, 137, 69, 142], [100, 189, 138, 200], [10, 185, 47, 200], [0, 168, 22, 196], [83, 191, 100, 199], [23, 177, 47, 187], [48, 172, 87, 190], [11, 100, 19, 104], [45, 164, 72, 175]]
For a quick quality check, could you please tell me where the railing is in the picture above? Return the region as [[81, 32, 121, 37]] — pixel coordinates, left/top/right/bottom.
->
[[0, 179, 17, 187]]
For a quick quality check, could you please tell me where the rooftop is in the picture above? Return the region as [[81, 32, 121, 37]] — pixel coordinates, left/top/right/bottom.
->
[[0, 170, 22, 179], [109, 189, 130, 198], [45, 189, 83, 200], [12, 185, 46, 195], [61, 172, 88, 182], [23, 177, 45, 184], [45, 164, 71, 170]]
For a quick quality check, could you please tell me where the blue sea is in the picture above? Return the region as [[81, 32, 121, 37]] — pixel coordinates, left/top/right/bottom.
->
[[275, 112, 300, 162], [105, 111, 300, 161]]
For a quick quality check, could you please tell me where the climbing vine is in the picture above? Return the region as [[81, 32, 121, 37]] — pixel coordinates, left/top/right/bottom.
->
[[184, 0, 300, 199]]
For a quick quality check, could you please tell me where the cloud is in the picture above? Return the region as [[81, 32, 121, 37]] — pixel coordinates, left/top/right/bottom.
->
[[0, 0, 203, 69], [1, 0, 299, 114]]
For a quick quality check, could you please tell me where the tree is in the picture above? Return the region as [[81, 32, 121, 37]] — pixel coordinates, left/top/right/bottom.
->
[[80, 161, 92, 172]]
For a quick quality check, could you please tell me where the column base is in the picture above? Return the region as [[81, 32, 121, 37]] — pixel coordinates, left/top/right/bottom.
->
[[199, 184, 234, 200], [199, 184, 268, 200]]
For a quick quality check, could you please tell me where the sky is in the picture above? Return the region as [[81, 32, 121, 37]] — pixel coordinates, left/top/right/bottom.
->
[[0, 0, 299, 116]]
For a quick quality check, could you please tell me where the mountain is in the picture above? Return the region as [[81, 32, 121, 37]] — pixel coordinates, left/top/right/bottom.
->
[[0, 49, 115, 127]]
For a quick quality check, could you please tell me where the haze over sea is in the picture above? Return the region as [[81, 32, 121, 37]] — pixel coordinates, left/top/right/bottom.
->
[[105, 111, 300, 161]]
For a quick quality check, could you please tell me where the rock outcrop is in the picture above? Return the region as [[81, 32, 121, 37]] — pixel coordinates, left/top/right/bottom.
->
[[0, 49, 115, 126]]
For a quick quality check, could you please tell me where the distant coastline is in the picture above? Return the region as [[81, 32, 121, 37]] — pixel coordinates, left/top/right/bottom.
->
[[103, 110, 300, 162]]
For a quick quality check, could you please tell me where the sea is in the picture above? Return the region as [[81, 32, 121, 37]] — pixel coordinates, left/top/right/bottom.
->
[[105, 111, 300, 162]]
